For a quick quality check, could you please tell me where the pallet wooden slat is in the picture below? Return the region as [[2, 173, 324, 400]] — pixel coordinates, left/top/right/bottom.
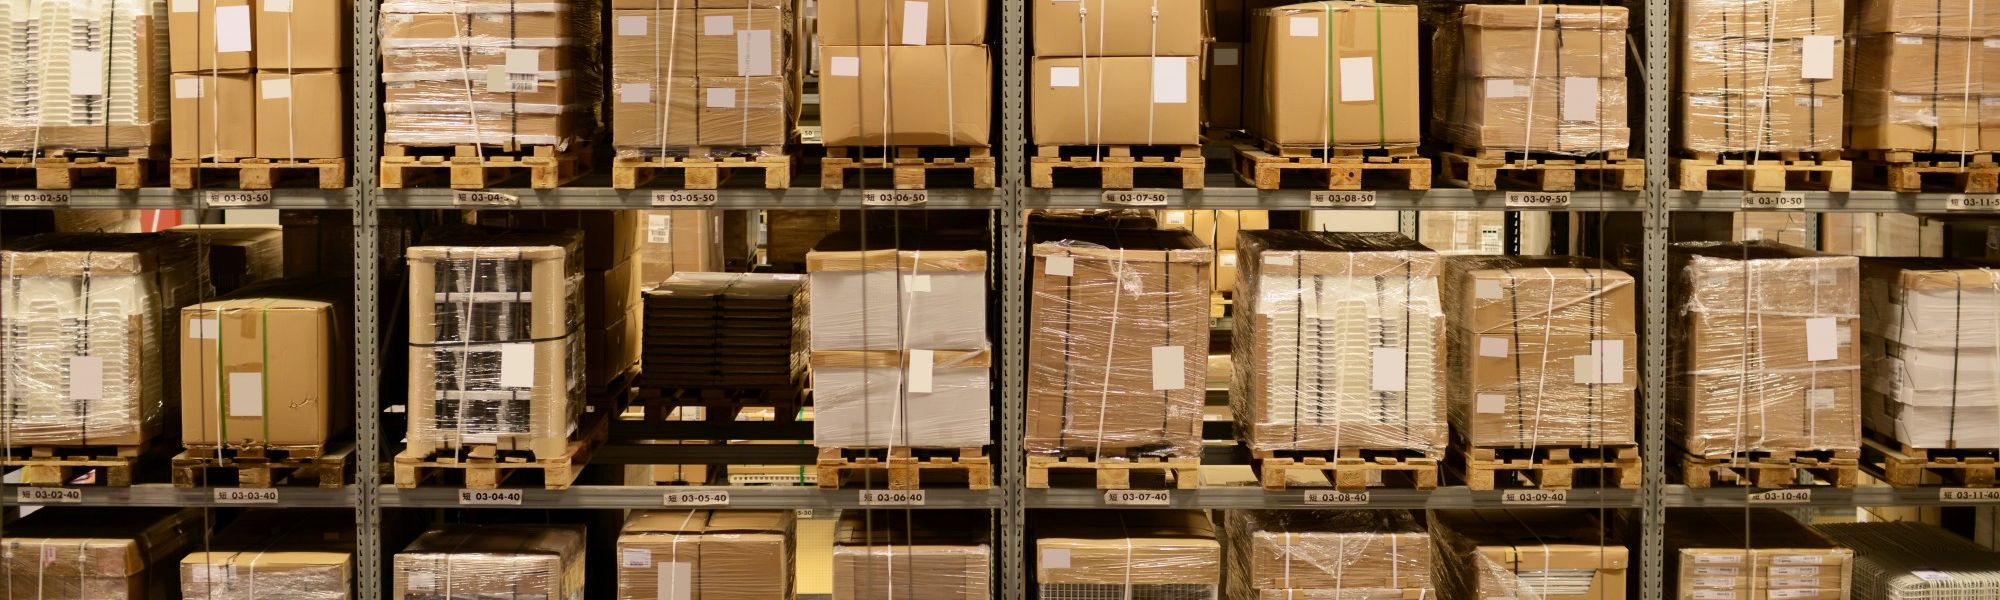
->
[[820, 146, 995, 189], [1028, 145, 1205, 189], [171, 442, 353, 488], [1025, 454, 1202, 490], [610, 148, 791, 189], [394, 398, 612, 489], [1440, 148, 1644, 192], [381, 144, 591, 189], [1453, 444, 1641, 491], [1233, 144, 1431, 190], [169, 158, 346, 189], [1679, 448, 1861, 489], [1, 443, 157, 486], [815, 446, 992, 490], [0, 149, 153, 189], [1853, 150, 2000, 193], [1862, 435, 2000, 488], [1249, 447, 1439, 492], [1676, 151, 1853, 192]]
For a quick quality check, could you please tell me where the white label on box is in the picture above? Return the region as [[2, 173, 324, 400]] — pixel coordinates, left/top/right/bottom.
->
[[461, 433, 498, 444], [1371, 346, 1406, 392], [1562, 77, 1599, 122], [1164, 211, 1187, 225], [1773, 555, 1826, 565], [1152, 57, 1188, 104], [1478, 336, 1509, 358], [1150, 345, 1185, 391], [1289, 15, 1318, 37], [1801, 35, 1835, 80], [1988, 38, 2000, 49], [1914, 570, 1954, 582], [1772, 567, 1820, 577], [261, 78, 291, 100], [1486, 78, 1526, 99], [1693, 592, 1736, 600], [830, 56, 860, 77], [499, 343, 535, 388], [1742, 227, 1764, 241], [1694, 554, 1744, 565], [903, 274, 931, 292], [484, 65, 510, 92], [1577, 340, 1624, 384], [505, 49, 539, 74], [1693, 578, 1733, 588], [1694, 567, 1738, 576], [706, 87, 736, 108], [1476, 394, 1506, 414], [406, 572, 436, 592], [908, 349, 934, 393], [648, 215, 672, 243], [1049, 66, 1081, 88], [616, 15, 647, 36], [1265, 255, 1295, 266], [1897, 35, 1923, 44], [68, 356, 103, 400], [619, 83, 651, 104], [620, 548, 650, 568], [1219, 254, 1237, 267], [68, 51, 104, 96], [1475, 279, 1502, 299], [216, 5, 252, 52], [737, 30, 773, 76], [1808, 388, 1835, 409], [228, 372, 264, 417], [901, 1, 928, 45], [1045, 255, 1075, 277], [658, 562, 692, 600], [1771, 578, 1818, 588], [265, 0, 292, 12], [175, 76, 200, 98], [704, 14, 733, 34], [1042, 549, 1072, 569], [171, 0, 195, 11], [1805, 317, 1838, 361], [1338, 57, 1376, 102], [192, 318, 219, 340], [1214, 47, 1239, 66]]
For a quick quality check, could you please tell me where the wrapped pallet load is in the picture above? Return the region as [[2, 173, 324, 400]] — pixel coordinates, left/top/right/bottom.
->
[[833, 511, 993, 600], [393, 525, 585, 600], [180, 511, 354, 600], [1439, 4, 1630, 156], [378, 0, 600, 148], [1676, 0, 1845, 154], [817, 0, 990, 146], [1431, 509, 1629, 600], [1247, 2, 1419, 151], [1816, 521, 2000, 600], [170, 0, 352, 161], [1, 508, 201, 600], [179, 279, 352, 451], [1847, 1, 2000, 157], [1034, 511, 1221, 600], [616, 510, 794, 600], [1669, 509, 1853, 600], [1859, 260, 2000, 454], [1226, 510, 1434, 600], [1029, 0, 1202, 146], [608, 0, 792, 158], [0, 0, 169, 155]]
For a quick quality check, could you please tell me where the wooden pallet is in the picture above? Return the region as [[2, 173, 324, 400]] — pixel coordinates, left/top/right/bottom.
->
[[1675, 151, 1853, 192], [819, 145, 996, 189], [1852, 150, 2000, 193], [1, 442, 160, 486], [815, 446, 992, 490], [610, 147, 791, 189], [393, 400, 612, 489], [1026, 453, 1201, 489], [1234, 144, 1431, 190], [1453, 443, 1641, 490], [637, 385, 809, 424], [1028, 145, 1205, 189], [1862, 434, 2000, 488], [1440, 148, 1644, 191], [1679, 447, 1861, 489], [169, 157, 346, 189], [1249, 447, 1440, 491], [380, 144, 590, 189], [0, 148, 154, 189], [172, 442, 352, 488]]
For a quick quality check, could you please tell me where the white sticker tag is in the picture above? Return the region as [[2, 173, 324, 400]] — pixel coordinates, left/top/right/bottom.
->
[[903, 274, 931, 292], [1988, 38, 2000, 49], [1584, 340, 1625, 384], [705, 87, 735, 108], [1151, 345, 1185, 391], [1897, 34, 1923, 45], [1774, 555, 1827, 565], [1049, 66, 1081, 88], [1478, 336, 1509, 358], [1371, 347, 1406, 392], [1042, 549, 1072, 569], [1289, 15, 1318, 37], [1694, 592, 1737, 600], [1339, 56, 1376, 102], [1772, 567, 1821, 577], [647, 215, 672, 243], [619, 83, 651, 104], [172, 0, 196, 12], [1805, 317, 1838, 361], [260, 78, 291, 100], [737, 29, 773, 76], [406, 571, 437, 592], [1475, 279, 1503, 300], [1214, 48, 1239, 65], [901, 1, 929, 45], [484, 65, 510, 93], [1476, 394, 1506, 414], [704, 14, 733, 35], [1562, 77, 1599, 122], [1152, 57, 1188, 104], [265, 0, 293, 12], [1742, 227, 1764, 241], [658, 562, 693, 600], [176, 76, 202, 99], [192, 318, 219, 339], [908, 349, 935, 393], [1694, 555, 1744, 565], [829, 56, 861, 77], [228, 372, 264, 417], [1045, 255, 1075, 277], [1801, 35, 1835, 80], [620, 548, 650, 568], [68, 51, 104, 96], [216, 5, 253, 52], [1216, 253, 1238, 268], [1265, 255, 1295, 266], [68, 356, 103, 400], [505, 49, 539, 74], [616, 15, 647, 36], [498, 343, 535, 388], [1485, 78, 1525, 99], [1809, 388, 1836, 409]]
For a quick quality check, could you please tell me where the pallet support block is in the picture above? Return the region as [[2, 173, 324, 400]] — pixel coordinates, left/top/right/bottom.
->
[[169, 158, 347, 189], [1455, 444, 1641, 491], [1441, 148, 1644, 191], [815, 446, 992, 490], [1676, 152, 1853, 192], [1680, 448, 1861, 489], [1028, 145, 1205, 189], [1025, 455, 1202, 490], [1233, 144, 1431, 190], [381, 144, 591, 189], [1863, 435, 2000, 488], [610, 148, 791, 189], [819, 146, 996, 189]]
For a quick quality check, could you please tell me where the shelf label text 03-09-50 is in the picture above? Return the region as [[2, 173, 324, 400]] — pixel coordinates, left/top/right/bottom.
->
[[1506, 191, 1571, 208]]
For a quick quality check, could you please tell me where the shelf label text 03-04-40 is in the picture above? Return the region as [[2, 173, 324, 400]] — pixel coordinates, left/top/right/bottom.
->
[[458, 489, 524, 505], [453, 191, 520, 207]]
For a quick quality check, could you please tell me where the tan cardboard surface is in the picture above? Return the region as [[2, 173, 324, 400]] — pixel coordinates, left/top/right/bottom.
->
[[819, 0, 987, 45], [256, 70, 348, 160], [1032, 56, 1201, 146], [171, 0, 256, 72], [1255, 2, 1419, 147], [1032, 0, 1202, 56], [256, 0, 350, 69], [180, 287, 350, 447], [1034, 511, 1220, 586], [173, 73, 257, 160], [819, 44, 991, 146]]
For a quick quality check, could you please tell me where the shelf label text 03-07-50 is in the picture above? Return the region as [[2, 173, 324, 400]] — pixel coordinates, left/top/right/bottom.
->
[[1102, 190, 1169, 206]]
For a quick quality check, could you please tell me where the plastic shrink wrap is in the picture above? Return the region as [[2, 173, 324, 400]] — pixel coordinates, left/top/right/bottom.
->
[[1027, 224, 1209, 458], [1816, 521, 2000, 600], [1848, 0, 2000, 153], [1035, 510, 1220, 600], [406, 231, 585, 460], [617, 510, 793, 600], [393, 525, 585, 600], [1231, 231, 1446, 455], [1859, 259, 2000, 448], [1226, 510, 1433, 600], [1676, 0, 1845, 153], [1670, 242, 1861, 457], [833, 510, 992, 600], [1444, 256, 1637, 450], [1820, 214, 1944, 257], [379, 0, 601, 147], [1431, 509, 1629, 600], [1, 508, 201, 600], [816, 0, 990, 146], [0, 0, 168, 153], [180, 510, 354, 600], [609, 3, 792, 155], [1, 233, 203, 447], [1667, 509, 1853, 600], [1439, 5, 1629, 155], [180, 279, 353, 448], [1249, 2, 1419, 149]]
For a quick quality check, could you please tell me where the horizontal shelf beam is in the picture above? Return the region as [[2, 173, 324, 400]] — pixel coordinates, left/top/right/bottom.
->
[[376, 485, 1004, 509], [1666, 190, 1998, 213], [1025, 486, 1641, 509], [1025, 188, 1649, 211], [379, 187, 1003, 210], [4, 484, 356, 507], [0, 188, 356, 210]]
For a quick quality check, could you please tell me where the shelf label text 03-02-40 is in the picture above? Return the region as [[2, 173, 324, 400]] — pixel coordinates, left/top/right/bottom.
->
[[15, 487, 82, 504]]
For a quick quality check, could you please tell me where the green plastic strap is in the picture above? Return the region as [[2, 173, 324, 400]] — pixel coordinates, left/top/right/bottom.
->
[[1374, 4, 1385, 148], [260, 303, 271, 444], [215, 308, 227, 446]]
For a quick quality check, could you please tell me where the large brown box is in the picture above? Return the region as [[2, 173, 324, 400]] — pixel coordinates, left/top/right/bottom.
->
[[256, 70, 349, 160], [256, 0, 351, 69], [1448, 77, 1631, 154], [1455, 5, 1627, 78], [1445, 257, 1638, 449], [1027, 226, 1209, 457], [1034, 511, 1220, 588], [1249, 2, 1419, 148], [819, 44, 991, 146], [1849, 35, 2000, 95], [1031, 56, 1201, 146], [1679, 0, 1842, 40], [1207, 42, 1245, 130], [1670, 242, 1861, 457], [1668, 509, 1854, 600], [819, 0, 987, 45], [693, 8, 786, 76], [1226, 510, 1431, 596], [1431, 510, 1629, 600], [695, 76, 789, 146], [1032, 0, 1201, 56], [170, 0, 256, 72], [393, 526, 585, 600], [1678, 94, 1844, 153], [3, 509, 201, 600], [180, 511, 354, 600], [0, 10, 167, 154], [640, 209, 724, 282], [613, 75, 701, 148], [180, 281, 351, 448], [1681, 39, 1847, 95], [767, 210, 840, 267], [609, 9, 697, 76], [833, 511, 991, 600], [1854, 0, 2000, 36], [172, 72, 258, 160], [1849, 91, 2000, 152], [616, 510, 793, 600], [1821, 213, 1944, 257]]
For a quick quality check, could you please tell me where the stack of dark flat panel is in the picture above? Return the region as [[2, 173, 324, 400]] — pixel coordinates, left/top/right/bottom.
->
[[641, 272, 808, 391]]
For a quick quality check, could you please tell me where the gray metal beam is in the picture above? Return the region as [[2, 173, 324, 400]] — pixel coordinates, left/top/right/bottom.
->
[[376, 485, 1004, 509], [1643, 1, 1671, 600]]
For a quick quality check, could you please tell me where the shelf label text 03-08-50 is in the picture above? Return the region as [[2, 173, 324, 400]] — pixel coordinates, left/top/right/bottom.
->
[[1311, 191, 1377, 207]]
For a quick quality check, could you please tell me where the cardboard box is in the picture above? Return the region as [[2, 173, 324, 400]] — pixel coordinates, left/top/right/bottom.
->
[[383, 75, 581, 114], [811, 349, 992, 447], [1031, 56, 1200, 146], [819, 44, 991, 146], [1668, 509, 1853, 600], [1160, 209, 1267, 294], [806, 239, 988, 350], [180, 511, 354, 600], [1456, 5, 1627, 78], [768, 210, 840, 267], [473, 210, 642, 270], [586, 258, 642, 332], [1446, 256, 1638, 449], [180, 282, 351, 448], [612, 75, 701, 148], [1678, 94, 1844, 153], [4, 508, 201, 600], [833, 511, 991, 600], [393, 525, 585, 600], [1419, 211, 1505, 255], [617, 511, 793, 600], [696, 76, 789, 146], [609, 9, 698, 76], [1853, 0, 2000, 36], [1849, 91, 1993, 152], [1035, 511, 1220, 588], [1733, 212, 1812, 247], [1820, 214, 1943, 257], [1850, 35, 2000, 95], [1207, 42, 1244, 130], [256, 0, 350, 69], [1680, 38, 1847, 96], [1860, 260, 2000, 448], [1447, 77, 1631, 154], [1431, 510, 1629, 600], [377, 11, 573, 46], [170, 0, 256, 72], [382, 111, 583, 146], [172, 73, 258, 160], [639, 210, 722, 283], [818, 0, 987, 45], [256, 70, 348, 160], [1032, 0, 1201, 56], [695, 9, 786, 76], [612, 0, 783, 9], [1251, 2, 1419, 148], [163, 224, 283, 294], [1226, 510, 1431, 594], [0, 6, 167, 153], [586, 304, 642, 386], [1679, 0, 1842, 40]]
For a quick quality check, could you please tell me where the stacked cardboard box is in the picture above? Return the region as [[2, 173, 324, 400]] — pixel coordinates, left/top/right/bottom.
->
[[2, 508, 201, 600], [1442, 5, 1630, 154], [1035, 511, 1220, 600], [180, 280, 351, 448], [471, 211, 644, 387], [1849, 1, 2000, 153], [1669, 242, 1861, 457], [1248, 2, 1419, 149], [617, 510, 793, 600], [0, 0, 168, 153], [163, 224, 283, 294], [1677, 0, 1845, 153], [0, 233, 204, 447], [642, 272, 806, 388], [379, 0, 599, 147], [405, 231, 586, 460], [767, 210, 840, 269], [1027, 224, 1209, 458], [1159, 209, 1268, 295], [1422, 212, 1507, 255], [1669, 509, 1853, 600], [1444, 256, 1637, 450], [1817, 521, 2000, 600], [1208, 0, 1247, 133], [808, 232, 991, 448], [1226, 510, 1434, 600], [1821, 213, 1944, 257], [1030, 0, 1201, 145], [170, 0, 349, 160], [609, 0, 792, 155], [817, 0, 990, 146], [1231, 231, 1447, 455], [180, 511, 353, 600], [393, 525, 585, 600], [639, 209, 724, 283], [1431, 510, 1629, 600], [833, 511, 992, 600], [1859, 259, 2000, 448], [1733, 212, 1814, 247]]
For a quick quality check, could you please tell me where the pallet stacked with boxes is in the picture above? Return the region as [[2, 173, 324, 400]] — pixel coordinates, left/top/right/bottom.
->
[[179, 511, 354, 600], [833, 511, 993, 600], [615, 510, 794, 600], [168, 0, 349, 188], [1027, 0, 1204, 188], [1226, 510, 1434, 600], [470, 211, 647, 390], [1034, 511, 1221, 600], [1668, 509, 1854, 600], [1817, 521, 2000, 599], [1858, 259, 2000, 486], [0, 0, 169, 188], [1, 508, 202, 600], [816, 0, 993, 188], [1236, 1, 1427, 190], [392, 525, 586, 600], [1431, 510, 1630, 600], [1676, 0, 1852, 191], [1848, 1, 2000, 193], [607, 0, 795, 189]]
